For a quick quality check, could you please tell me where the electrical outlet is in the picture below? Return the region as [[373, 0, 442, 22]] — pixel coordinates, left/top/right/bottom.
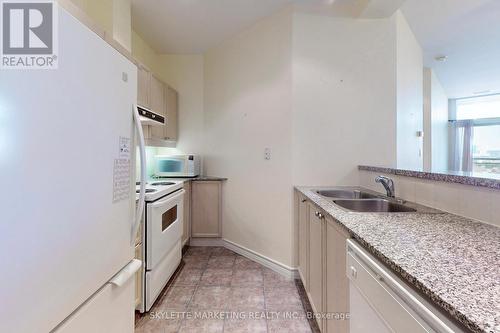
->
[[264, 148, 271, 160]]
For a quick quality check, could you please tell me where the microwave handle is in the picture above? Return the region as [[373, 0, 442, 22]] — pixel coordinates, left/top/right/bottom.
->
[[150, 189, 185, 208], [132, 104, 146, 246]]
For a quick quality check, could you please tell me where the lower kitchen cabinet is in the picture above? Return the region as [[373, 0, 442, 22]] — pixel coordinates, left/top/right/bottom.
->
[[182, 181, 191, 245], [298, 194, 309, 290], [191, 181, 222, 237], [300, 194, 350, 333], [308, 203, 325, 330]]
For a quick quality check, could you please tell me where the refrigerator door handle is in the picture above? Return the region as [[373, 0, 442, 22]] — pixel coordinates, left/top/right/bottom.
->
[[132, 104, 146, 246], [109, 259, 142, 287]]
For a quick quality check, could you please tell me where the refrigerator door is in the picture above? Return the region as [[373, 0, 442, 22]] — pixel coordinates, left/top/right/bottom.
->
[[52, 260, 142, 333], [0, 4, 137, 333]]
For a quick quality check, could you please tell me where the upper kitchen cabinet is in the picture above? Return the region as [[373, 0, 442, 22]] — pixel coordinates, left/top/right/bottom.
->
[[149, 75, 166, 139], [136, 62, 179, 145], [137, 64, 151, 109], [165, 86, 178, 141]]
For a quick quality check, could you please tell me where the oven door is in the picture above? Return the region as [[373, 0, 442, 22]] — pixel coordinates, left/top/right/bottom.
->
[[146, 189, 185, 270]]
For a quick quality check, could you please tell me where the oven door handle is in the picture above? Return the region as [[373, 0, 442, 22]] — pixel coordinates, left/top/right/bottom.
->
[[150, 189, 185, 208]]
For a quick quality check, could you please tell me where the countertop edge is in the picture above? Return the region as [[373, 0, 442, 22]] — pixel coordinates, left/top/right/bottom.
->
[[154, 176, 228, 182], [359, 165, 500, 191], [295, 186, 495, 333]]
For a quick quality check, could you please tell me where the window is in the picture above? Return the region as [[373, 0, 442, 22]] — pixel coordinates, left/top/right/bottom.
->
[[456, 94, 500, 120], [452, 94, 500, 175], [472, 124, 500, 174]]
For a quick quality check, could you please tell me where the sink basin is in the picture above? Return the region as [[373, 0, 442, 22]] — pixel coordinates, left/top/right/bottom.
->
[[316, 189, 379, 199], [333, 199, 417, 213]]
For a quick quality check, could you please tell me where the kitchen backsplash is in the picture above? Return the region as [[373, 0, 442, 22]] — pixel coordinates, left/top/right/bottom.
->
[[359, 170, 500, 227], [135, 146, 182, 180]]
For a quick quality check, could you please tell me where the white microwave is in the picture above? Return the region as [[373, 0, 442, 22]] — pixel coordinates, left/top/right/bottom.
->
[[154, 155, 200, 178]]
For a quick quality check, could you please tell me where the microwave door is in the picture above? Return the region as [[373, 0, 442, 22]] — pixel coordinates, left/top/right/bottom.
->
[[155, 157, 185, 177]]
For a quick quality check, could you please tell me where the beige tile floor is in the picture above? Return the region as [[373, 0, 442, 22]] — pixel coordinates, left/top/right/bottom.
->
[[135, 247, 313, 333]]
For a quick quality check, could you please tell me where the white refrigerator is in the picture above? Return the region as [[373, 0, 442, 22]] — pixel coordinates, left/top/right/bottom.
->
[[0, 3, 145, 333]]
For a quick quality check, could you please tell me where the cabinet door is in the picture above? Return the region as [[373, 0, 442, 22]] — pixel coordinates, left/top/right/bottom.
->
[[191, 181, 222, 237], [298, 195, 309, 291], [308, 204, 325, 330], [149, 75, 166, 139], [182, 181, 192, 245], [165, 85, 178, 141], [326, 219, 350, 333], [137, 64, 150, 109]]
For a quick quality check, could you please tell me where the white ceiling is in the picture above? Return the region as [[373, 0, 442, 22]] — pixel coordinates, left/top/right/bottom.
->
[[132, 0, 500, 99], [130, 0, 312, 54], [401, 0, 500, 98], [131, 0, 401, 54]]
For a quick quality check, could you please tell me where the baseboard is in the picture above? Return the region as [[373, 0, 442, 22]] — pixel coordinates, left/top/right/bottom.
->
[[187, 237, 298, 279], [189, 237, 224, 247], [298, 269, 307, 287], [223, 239, 299, 279]]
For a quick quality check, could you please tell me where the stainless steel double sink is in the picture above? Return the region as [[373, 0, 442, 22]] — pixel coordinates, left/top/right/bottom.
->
[[315, 187, 441, 213]]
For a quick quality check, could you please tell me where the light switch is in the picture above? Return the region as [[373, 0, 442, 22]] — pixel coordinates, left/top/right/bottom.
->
[[264, 148, 271, 160]]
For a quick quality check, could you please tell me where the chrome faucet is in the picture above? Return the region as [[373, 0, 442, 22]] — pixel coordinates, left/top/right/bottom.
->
[[375, 176, 395, 198]]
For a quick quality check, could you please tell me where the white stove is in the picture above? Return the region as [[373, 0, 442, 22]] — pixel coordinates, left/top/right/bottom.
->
[[135, 179, 185, 313], [135, 180, 184, 202]]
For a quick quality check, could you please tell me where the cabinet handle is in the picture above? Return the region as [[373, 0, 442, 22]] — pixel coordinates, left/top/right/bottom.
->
[[318, 213, 324, 219], [350, 266, 357, 279], [301, 199, 307, 203], [314, 211, 319, 217]]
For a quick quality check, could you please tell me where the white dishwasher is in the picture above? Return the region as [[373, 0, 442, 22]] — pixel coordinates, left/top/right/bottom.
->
[[346, 239, 465, 333]]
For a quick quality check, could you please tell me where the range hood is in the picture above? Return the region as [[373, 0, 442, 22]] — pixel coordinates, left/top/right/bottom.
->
[[137, 105, 165, 126]]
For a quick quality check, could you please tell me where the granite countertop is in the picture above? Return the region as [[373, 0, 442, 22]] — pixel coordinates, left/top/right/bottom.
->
[[190, 176, 228, 181], [296, 186, 500, 333], [359, 165, 500, 190], [151, 175, 228, 182]]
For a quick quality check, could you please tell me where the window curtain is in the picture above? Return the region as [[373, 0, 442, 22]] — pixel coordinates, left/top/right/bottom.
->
[[451, 120, 474, 172]]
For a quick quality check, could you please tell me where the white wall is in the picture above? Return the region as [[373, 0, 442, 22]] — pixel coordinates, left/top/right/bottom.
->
[[292, 12, 397, 186], [423, 68, 449, 172], [396, 11, 424, 170], [201, 9, 425, 269], [112, 0, 131, 51], [69, 0, 131, 51], [203, 9, 294, 266], [423, 68, 432, 171], [430, 70, 449, 171]]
